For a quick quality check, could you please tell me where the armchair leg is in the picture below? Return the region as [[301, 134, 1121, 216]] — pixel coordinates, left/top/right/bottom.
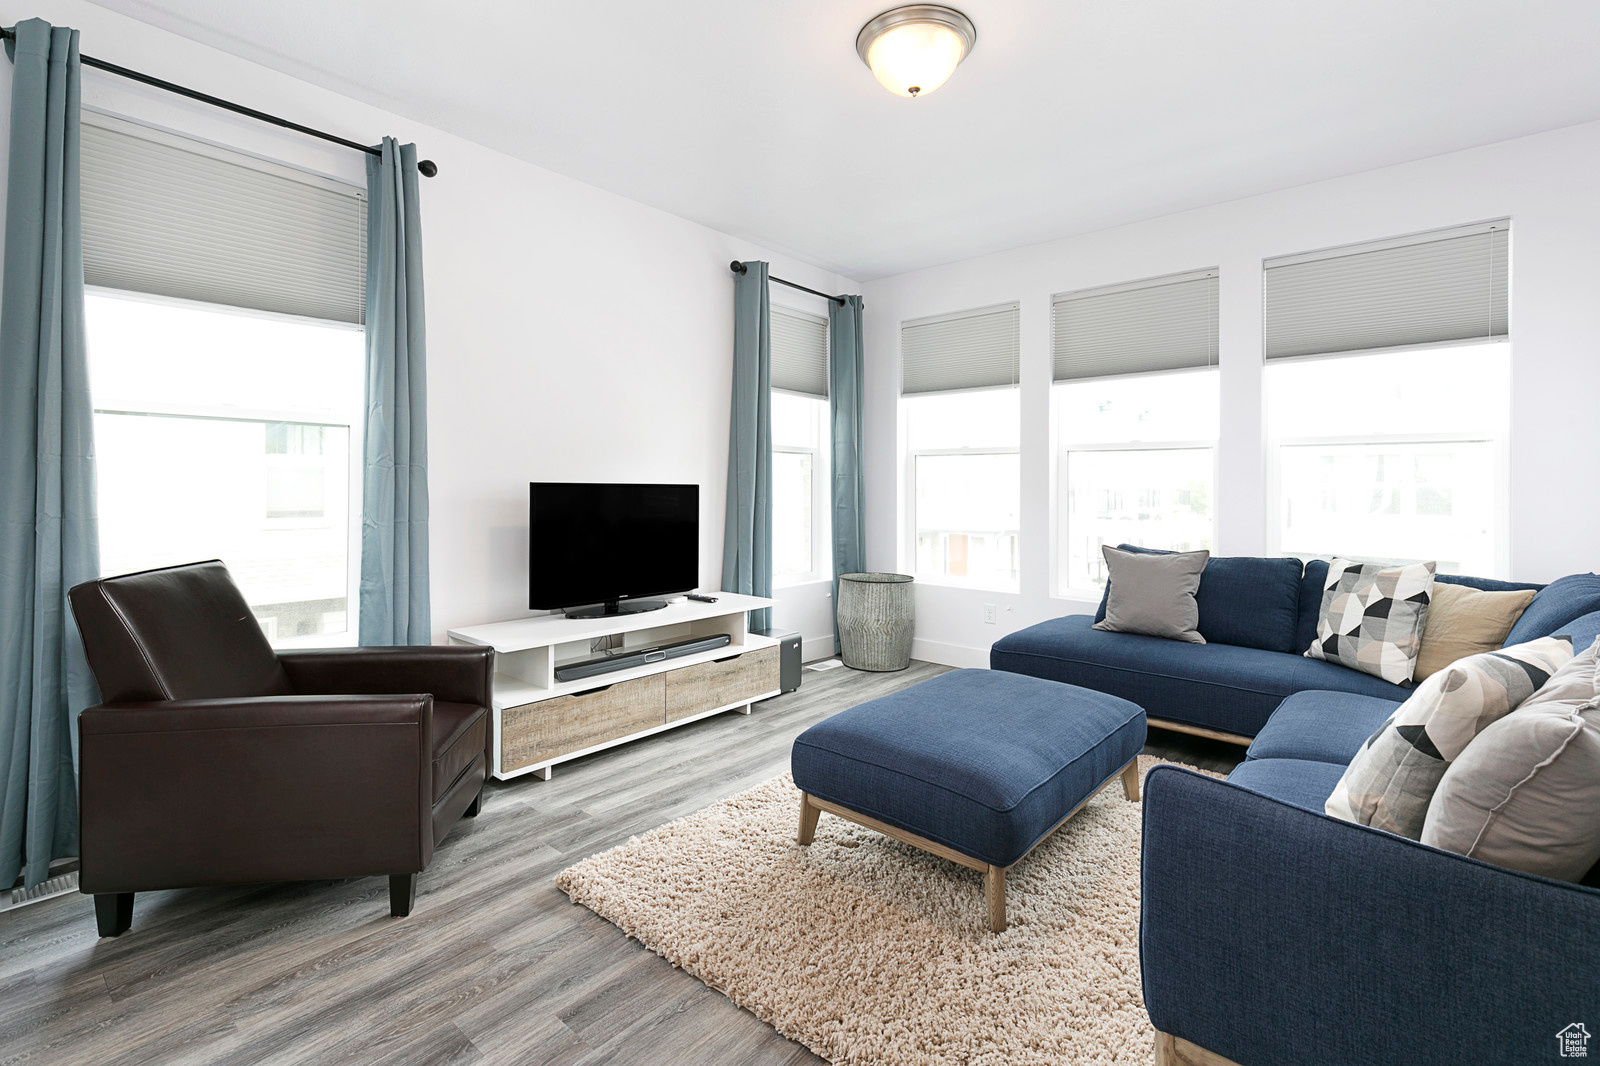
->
[[389, 874, 417, 918], [94, 892, 134, 937], [464, 784, 484, 818]]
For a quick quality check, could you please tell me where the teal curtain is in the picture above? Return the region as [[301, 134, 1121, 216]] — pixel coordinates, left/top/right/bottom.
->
[[359, 137, 430, 645], [828, 295, 866, 653], [722, 262, 772, 631], [0, 18, 99, 891]]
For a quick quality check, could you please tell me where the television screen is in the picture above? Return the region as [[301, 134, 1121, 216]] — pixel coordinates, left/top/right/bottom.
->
[[529, 482, 699, 611]]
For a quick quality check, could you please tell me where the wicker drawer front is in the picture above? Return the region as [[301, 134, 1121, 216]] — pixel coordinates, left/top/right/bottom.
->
[[501, 675, 665, 772], [665, 647, 780, 722]]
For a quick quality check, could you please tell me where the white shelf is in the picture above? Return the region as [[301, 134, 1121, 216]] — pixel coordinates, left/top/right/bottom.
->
[[447, 592, 774, 652]]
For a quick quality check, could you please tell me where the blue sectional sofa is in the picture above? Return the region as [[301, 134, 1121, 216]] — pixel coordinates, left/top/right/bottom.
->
[[1141, 686, 1600, 1066], [991, 557, 1600, 1065], [990, 552, 1600, 741]]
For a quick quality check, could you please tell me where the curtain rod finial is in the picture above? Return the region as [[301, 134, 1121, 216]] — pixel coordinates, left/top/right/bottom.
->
[[417, 159, 437, 177], [729, 260, 747, 276]]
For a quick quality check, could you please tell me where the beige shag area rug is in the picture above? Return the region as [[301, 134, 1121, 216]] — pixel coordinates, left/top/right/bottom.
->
[[556, 754, 1217, 1066]]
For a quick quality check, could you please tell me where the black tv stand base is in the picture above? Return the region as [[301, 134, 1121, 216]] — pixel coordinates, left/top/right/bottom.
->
[[564, 599, 669, 620]]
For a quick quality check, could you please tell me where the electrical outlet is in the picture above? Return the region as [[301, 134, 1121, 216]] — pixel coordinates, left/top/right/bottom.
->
[[983, 603, 998, 624]]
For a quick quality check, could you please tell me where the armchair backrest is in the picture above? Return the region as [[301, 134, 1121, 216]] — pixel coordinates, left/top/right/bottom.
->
[[69, 560, 293, 702]]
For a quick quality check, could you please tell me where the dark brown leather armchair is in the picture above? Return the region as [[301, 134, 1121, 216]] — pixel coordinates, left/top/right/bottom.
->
[[68, 560, 493, 937]]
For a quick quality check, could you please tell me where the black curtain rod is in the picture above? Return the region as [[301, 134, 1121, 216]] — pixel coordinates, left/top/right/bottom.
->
[[0, 26, 437, 177], [729, 261, 846, 307]]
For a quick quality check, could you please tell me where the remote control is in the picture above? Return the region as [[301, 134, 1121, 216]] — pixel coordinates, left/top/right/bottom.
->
[[686, 593, 718, 603]]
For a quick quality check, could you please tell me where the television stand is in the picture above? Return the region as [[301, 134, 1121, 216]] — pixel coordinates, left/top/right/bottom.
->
[[563, 598, 667, 620], [447, 593, 780, 781]]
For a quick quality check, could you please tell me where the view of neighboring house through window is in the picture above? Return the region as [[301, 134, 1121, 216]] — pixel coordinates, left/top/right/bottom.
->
[[1264, 221, 1509, 575], [1051, 269, 1219, 595], [901, 303, 1021, 591], [80, 116, 368, 645], [770, 303, 832, 584]]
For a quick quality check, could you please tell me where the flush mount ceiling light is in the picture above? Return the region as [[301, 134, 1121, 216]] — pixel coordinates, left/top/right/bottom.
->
[[856, 5, 977, 99]]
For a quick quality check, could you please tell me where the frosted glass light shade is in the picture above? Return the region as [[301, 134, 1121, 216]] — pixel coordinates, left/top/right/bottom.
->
[[856, 6, 976, 99]]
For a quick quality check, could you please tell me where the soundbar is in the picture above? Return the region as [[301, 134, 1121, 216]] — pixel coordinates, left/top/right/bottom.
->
[[554, 633, 733, 682]]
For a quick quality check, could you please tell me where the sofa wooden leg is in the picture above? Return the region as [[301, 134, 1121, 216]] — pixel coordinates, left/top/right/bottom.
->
[[796, 792, 820, 845], [94, 892, 134, 937], [985, 865, 1007, 932], [464, 784, 484, 818], [389, 874, 417, 918], [1155, 1031, 1243, 1066], [1121, 760, 1141, 802]]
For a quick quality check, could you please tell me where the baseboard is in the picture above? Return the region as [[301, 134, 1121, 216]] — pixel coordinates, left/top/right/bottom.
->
[[909, 638, 990, 669], [800, 635, 836, 663]]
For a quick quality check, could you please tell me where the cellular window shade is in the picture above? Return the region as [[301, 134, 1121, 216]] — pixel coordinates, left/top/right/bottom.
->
[[901, 302, 1020, 394], [770, 305, 828, 397], [80, 121, 367, 324], [1264, 221, 1509, 360], [1052, 269, 1218, 381]]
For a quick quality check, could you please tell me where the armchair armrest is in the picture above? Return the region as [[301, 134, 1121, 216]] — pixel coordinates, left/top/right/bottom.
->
[[1140, 766, 1600, 1066], [276, 645, 493, 707], [79, 695, 434, 894]]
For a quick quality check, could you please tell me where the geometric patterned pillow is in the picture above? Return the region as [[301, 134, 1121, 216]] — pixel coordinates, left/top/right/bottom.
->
[[1303, 559, 1437, 685], [1325, 635, 1574, 838]]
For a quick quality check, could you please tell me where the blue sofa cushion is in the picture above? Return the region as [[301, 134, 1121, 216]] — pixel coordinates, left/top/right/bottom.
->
[[1294, 558, 1330, 654], [1092, 546, 1303, 653], [1554, 609, 1600, 654], [1245, 690, 1401, 765], [790, 669, 1145, 869], [1226, 757, 1348, 812], [991, 614, 1405, 738], [1433, 573, 1544, 594], [1505, 573, 1600, 645]]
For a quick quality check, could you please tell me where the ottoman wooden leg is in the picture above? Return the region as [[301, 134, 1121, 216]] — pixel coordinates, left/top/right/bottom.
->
[[797, 792, 821, 845], [1121, 760, 1141, 802], [985, 865, 1007, 933]]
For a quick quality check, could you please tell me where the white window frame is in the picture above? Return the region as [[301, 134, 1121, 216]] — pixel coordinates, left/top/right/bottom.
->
[[87, 287, 365, 648], [1048, 366, 1220, 601], [903, 433, 1022, 593], [1262, 344, 1512, 577], [772, 386, 832, 588]]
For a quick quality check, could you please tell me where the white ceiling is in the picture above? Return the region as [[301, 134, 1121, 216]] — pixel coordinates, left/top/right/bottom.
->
[[88, 0, 1600, 280]]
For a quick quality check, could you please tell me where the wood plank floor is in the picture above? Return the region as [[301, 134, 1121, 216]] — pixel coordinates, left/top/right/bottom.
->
[[0, 661, 1242, 1066]]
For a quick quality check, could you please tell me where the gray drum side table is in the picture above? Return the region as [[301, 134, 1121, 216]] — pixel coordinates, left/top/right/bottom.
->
[[837, 573, 914, 671]]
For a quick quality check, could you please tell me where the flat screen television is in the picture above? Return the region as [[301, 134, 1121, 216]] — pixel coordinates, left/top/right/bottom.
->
[[529, 482, 699, 619]]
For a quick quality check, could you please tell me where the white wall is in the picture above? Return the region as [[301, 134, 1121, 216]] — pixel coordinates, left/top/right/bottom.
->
[[860, 119, 1600, 667], [0, 1, 855, 651]]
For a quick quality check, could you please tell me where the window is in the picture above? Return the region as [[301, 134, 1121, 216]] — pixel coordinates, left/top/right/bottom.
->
[[772, 392, 831, 584], [1051, 270, 1219, 595], [1267, 345, 1507, 575], [89, 294, 364, 643], [1264, 222, 1510, 575], [770, 305, 831, 585], [82, 116, 367, 646], [901, 304, 1021, 590], [1054, 373, 1218, 592]]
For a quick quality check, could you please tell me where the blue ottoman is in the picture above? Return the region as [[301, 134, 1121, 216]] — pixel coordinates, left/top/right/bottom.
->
[[791, 669, 1146, 931]]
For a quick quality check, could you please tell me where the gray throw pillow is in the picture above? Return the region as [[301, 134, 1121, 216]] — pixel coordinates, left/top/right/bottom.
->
[[1421, 636, 1600, 882], [1324, 636, 1573, 838], [1092, 546, 1208, 643], [1304, 558, 1436, 685]]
